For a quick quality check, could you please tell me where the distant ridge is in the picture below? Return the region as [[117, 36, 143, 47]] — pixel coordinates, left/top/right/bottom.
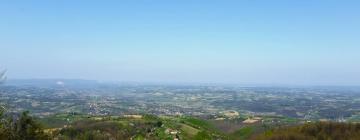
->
[[5, 79, 101, 88]]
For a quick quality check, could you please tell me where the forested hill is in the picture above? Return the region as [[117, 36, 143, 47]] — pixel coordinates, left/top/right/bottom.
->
[[2, 110, 360, 140], [253, 122, 360, 140]]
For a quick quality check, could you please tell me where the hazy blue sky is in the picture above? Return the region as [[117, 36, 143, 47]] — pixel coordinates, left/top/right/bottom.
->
[[1, 0, 359, 85]]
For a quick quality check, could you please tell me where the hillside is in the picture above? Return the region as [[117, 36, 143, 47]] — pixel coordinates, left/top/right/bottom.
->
[[2, 110, 360, 140], [40, 114, 226, 140], [253, 122, 360, 140]]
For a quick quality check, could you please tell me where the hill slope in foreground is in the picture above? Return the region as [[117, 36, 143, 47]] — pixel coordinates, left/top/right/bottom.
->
[[254, 122, 360, 140], [2, 111, 360, 140]]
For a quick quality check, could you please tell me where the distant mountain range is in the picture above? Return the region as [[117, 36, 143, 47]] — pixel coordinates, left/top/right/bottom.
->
[[4, 79, 102, 88]]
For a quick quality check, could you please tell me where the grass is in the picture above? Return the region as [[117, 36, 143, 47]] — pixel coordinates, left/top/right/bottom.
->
[[180, 123, 200, 136], [230, 126, 254, 140], [181, 117, 215, 130]]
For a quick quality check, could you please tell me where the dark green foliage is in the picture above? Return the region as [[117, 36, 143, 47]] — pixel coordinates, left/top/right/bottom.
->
[[156, 121, 163, 127], [56, 119, 165, 140], [56, 120, 125, 140], [0, 110, 50, 140], [254, 122, 360, 140]]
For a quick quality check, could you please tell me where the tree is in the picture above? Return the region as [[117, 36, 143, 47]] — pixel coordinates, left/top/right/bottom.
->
[[14, 111, 49, 140], [0, 111, 50, 140], [0, 107, 7, 139]]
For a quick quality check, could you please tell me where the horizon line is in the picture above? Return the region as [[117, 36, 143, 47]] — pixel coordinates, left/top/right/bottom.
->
[[4, 78, 360, 87]]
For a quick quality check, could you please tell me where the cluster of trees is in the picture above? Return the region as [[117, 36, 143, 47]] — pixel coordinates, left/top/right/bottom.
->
[[254, 122, 360, 140], [2, 103, 360, 140], [53, 118, 165, 140], [0, 110, 50, 140], [55, 120, 127, 140]]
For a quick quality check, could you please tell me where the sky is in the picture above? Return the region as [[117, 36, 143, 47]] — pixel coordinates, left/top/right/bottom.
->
[[0, 0, 359, 85]]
